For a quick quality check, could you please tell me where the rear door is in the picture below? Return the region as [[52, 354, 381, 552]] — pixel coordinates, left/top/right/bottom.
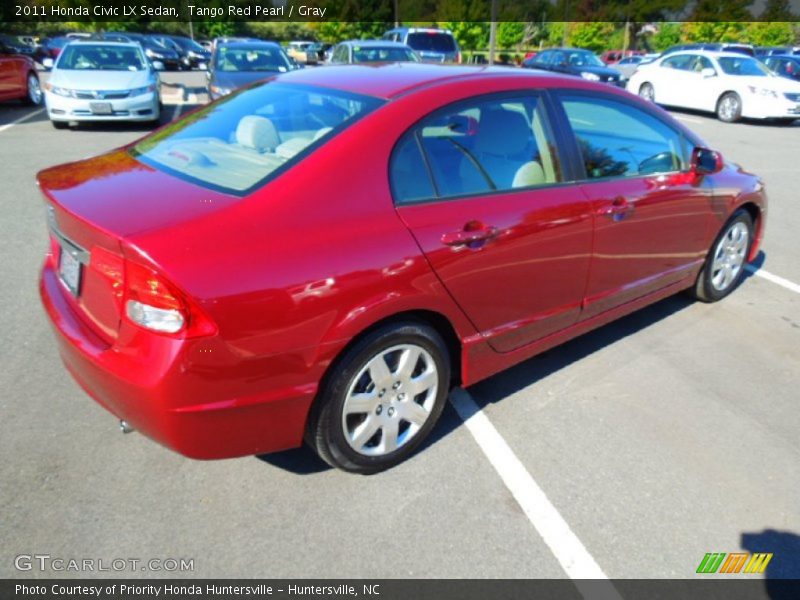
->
[[392, 92, 593, 353], [554, 92, 715, 318]]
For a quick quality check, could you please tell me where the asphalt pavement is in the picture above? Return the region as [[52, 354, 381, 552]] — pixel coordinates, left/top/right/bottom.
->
[[1, 72, 798, 585]]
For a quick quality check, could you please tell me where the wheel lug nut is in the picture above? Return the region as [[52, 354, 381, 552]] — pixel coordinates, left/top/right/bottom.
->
[[392, 381, 401, 390], [387, 407, 395, 417], [375, 405, 382, 415], [398, 393, 406, 400]]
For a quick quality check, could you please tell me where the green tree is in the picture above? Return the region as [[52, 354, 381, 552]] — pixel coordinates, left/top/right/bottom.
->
[[568, 22, 616, 52], [497, 22, 525, 49], [741, 22, 795, 46], [651, 22, 682, 51], [760, 0, 796, 20]]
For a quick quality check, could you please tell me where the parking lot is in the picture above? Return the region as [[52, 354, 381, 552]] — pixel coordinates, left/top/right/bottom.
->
[[1, 71, 798, 583]]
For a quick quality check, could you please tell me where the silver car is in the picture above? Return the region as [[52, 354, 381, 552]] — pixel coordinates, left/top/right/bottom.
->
[[44, 41, 161, 129]]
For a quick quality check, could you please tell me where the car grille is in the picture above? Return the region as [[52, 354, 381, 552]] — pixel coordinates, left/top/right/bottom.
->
[[74, 90, 131, 100], [784, 92, 800, 102]]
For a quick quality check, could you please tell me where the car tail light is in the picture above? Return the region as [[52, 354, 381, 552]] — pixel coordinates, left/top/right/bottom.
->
[[90, 246, 216, 337]]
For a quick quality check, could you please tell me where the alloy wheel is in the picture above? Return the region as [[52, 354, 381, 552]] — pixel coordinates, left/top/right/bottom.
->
[[27, 75, 42, 105], [341, 344, 439, 457], [718, 95, 740, 122], [710, 221, 749, 291], [639, 83, 655, 102]]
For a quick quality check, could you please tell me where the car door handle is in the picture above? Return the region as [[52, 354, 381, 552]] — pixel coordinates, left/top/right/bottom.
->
[[441, 223, 499, 247], [598, 197, 634, 221]]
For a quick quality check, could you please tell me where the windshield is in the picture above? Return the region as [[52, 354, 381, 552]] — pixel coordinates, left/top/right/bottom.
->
[[174, 37, 205, 53], [216, 46, 290, 72], [406, 33, 456, 53], [353, 46, 419, 63], [566, 51, 605, 67], [718, 57, 770, 76], [132, 83, 383, 194], [57, 45, 146, 71]]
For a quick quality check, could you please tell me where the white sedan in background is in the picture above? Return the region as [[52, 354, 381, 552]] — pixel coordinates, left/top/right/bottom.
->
[[44, 41, 161, 129], [627, 50, 800, 123]]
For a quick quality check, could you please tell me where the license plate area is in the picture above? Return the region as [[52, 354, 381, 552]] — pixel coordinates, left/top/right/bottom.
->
[[58, 245, 82, 296], [90, 102, 112, 115]]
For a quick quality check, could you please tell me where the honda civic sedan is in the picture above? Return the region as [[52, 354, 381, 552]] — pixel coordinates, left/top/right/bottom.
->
[[44, 41, 160, 128], [628, 50, 800, 123], [38, 64, 767, 473]]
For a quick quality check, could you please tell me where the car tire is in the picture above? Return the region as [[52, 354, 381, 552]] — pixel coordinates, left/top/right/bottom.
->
[[638, 82, 655, 102], [306, 321, 451, 474], [716, 92, 742, 123], [51, 120, 68, 130], [24, 72, 42, 106], [690, 210, 754, 302]]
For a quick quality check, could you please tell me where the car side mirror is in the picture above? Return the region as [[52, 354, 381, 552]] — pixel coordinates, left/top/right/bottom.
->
[[152, 60, 165, 71], [692, 147, 724, 175], [701, 67, 716, 78], [42, 57, 54, 69]]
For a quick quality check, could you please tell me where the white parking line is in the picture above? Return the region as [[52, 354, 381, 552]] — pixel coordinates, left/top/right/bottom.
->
[[450, 389, 622, 597], [673, 115, 704, 124], [0, 108, 44, 134], [745, 265, 800, 295]]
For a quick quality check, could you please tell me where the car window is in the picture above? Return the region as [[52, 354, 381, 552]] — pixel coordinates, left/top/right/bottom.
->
[[718, 56, 770, 76], [216, 46, 291, 72], [57, 45, 146, 71], [352, 46, 418, 63], [406, 33, 456, 53], [392, 95, 561, 203], [133, 83, 383, 194], [331, 44, 347, 63], [561, 95, 687, 180], [688, 55, 715, 73], [390, 136, 436, 203], [661, 54, 694, 70]]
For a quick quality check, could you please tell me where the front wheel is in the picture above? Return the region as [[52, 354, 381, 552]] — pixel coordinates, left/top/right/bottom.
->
[[690, 210, 753, 302], [24, 72, 42, 106], [306, 322, 451, 474], [638, 82, 655, 102], [717, 92, 742, 123]]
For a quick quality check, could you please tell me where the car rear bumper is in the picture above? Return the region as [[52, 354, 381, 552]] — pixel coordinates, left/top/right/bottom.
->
[[45, 91, 159, 122], [40, 262, 320, 459]]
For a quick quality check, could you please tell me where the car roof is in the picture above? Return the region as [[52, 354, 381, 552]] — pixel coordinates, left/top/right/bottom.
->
[[663, 50, 754, 59], [219, 41, 281, 50], [276, 63, 581, 99], [342, 40, 410, 48], [65, 40, 141, 48]]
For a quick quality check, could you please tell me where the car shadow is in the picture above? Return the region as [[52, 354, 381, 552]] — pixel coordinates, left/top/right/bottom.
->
[[741, 528, 800, 598]]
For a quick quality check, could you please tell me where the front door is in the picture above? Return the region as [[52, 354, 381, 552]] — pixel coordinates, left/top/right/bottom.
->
[[557, 93, 715, 318], [391, 92, 593, 353]]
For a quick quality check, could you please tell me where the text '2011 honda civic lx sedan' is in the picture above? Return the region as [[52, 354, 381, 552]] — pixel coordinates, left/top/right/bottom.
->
[[38, 64, 767, 473]]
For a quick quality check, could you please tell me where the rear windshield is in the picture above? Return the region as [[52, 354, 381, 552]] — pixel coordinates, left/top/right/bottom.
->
[[132, 82, 383, 194], [216, 45, 291, 72], [406, 33, 456, 53], [57, 45, 146, 71], [353, 46, 419, 63]]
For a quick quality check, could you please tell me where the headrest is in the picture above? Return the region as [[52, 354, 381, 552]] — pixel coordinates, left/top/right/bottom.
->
[[275, 137, 311, 160], [512, 161, 546, 188], [476, 109, 530, 156], [236, 115, 280, 153]]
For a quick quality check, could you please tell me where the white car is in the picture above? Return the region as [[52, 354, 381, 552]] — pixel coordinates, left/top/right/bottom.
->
[[627, 50, 800, 123], [44, 41, 161, 129]]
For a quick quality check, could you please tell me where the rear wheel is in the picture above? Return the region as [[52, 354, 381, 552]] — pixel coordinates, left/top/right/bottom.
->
[[306, 321, 451, 474], [638, 82, 655, 102], [716, 92, 742, 123], [691, 210, 753, 302], [24, 72, 42, 105]]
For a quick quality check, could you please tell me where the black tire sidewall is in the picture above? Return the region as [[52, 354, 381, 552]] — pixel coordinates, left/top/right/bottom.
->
[[313, 322, 451, 473], [698, 210, 754, 302]]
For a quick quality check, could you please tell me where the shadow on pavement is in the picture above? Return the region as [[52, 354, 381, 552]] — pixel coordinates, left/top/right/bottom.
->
[[741, 528, 800, 598]]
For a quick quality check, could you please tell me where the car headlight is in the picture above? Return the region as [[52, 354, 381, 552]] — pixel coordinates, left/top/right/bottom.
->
[[129, 83, 157, 97], [747, 86, 778, 98], [145, 49, 163, 59], [45, 83, 75, 98], [209, 85, 231, 96], [581, 72, 601, 81]]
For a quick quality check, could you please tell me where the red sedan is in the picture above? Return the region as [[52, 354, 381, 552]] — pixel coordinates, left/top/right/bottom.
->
[[38, 65, 766, 473], [0, 38, 42, 105]]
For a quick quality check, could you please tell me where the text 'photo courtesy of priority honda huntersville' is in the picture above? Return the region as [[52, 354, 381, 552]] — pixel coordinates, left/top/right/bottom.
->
[[38, 64, 767, 474]]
